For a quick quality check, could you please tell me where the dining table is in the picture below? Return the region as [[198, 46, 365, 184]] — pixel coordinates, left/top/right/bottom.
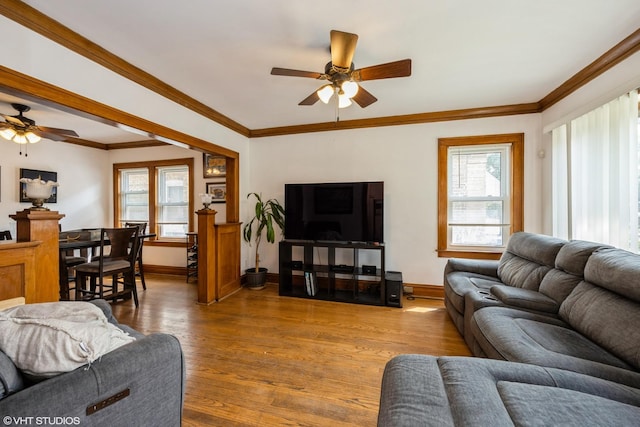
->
[[58, 228, 155, 301]]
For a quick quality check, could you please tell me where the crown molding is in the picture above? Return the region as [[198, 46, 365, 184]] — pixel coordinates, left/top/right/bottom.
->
[[249, 103, 542, 138]]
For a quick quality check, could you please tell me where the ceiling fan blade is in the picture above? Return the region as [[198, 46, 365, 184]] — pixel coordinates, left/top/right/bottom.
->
[[271, 68, 323, 79], [330, 30, 358, 71], [36, 126, 79, 137], [298, 91, 320, 106], [31, 129, 67, 141], [352, 86, 378, 108], [2, 114, 26, 126], [352, 59, 412, 81]]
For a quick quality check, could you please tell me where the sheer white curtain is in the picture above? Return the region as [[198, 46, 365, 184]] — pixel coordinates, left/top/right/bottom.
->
[[551, 125, 569, 240], [556, 89, 638, 251]]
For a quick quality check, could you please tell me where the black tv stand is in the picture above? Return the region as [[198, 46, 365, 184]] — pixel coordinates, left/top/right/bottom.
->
[[279, 240, 386, 306]]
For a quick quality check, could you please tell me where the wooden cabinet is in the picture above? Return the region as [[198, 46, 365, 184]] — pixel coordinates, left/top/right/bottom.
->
[[279, 240, 386, 306], [0, 241, 40, 303]]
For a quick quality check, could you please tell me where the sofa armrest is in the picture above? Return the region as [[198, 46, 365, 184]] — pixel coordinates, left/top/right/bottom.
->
[[445, 258, 499, 278], [0, 333, 184, 426], [490, 285, 560, 313]]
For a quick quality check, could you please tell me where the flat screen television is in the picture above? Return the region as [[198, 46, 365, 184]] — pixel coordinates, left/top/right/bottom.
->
[[284, 181, 384, 243]]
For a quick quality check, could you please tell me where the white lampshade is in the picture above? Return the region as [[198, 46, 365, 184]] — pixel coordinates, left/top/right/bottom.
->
[[317, 85, 335, 104], [338, 94, 352, 109], [0, 128, 16, 140], [13, 132, 28, 144], [341, 80, 359, 98], [26, 132, 41, 143]]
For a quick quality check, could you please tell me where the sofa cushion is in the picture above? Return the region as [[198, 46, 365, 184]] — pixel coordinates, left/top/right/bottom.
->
[[559, 281, 640, 371], [556, 240, 608, 276], [0, 302, 136, 378], [471, 306, 640, 387], [0, 350, 23, 399], [490, 285, 559, 313], [378, 355, 640, 427], [583, 248, 640, 302], [497, 232, 566, 290]]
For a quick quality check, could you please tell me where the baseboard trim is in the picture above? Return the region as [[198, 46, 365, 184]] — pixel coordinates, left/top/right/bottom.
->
[[144, 264, 186, 276], [403, 283, 444, 299]]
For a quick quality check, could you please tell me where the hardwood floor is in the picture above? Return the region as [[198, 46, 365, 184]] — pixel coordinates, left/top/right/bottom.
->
[[110, 274, 471, 426]]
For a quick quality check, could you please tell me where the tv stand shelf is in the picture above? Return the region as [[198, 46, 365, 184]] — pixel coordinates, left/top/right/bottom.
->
[[279, 240, 385, 306]]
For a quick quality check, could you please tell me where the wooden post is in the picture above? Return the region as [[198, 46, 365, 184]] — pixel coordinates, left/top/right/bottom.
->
[[196, 209, 217, 304], [9, 209, 65, 303]]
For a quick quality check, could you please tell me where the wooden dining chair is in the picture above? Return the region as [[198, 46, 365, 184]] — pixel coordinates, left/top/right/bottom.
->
[[58, 229, 90, 300], [125, 222, 148, 290], [75, 227, 141, 307]]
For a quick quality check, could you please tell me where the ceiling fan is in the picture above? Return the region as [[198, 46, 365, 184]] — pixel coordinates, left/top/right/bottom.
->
[[271, 30, 411, 109], [0, 103, 79, 145]]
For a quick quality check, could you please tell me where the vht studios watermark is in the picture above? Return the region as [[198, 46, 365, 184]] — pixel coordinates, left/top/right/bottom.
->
[[2, 416, 80, 426]]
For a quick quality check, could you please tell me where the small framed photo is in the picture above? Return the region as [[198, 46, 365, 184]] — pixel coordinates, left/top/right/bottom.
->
[[206, 182, 226, 203], [203, 154, 226, 178]]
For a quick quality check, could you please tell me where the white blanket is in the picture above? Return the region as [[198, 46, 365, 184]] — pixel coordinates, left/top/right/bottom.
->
[[0, 301, 135, 377]]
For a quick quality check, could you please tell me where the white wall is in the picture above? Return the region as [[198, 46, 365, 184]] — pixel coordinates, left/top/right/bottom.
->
[[249, 113, 544, 285], [0, 141, 109, 236]]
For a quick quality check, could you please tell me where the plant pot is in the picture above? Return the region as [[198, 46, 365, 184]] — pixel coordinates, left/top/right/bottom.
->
[[245, 267, 268, 289]]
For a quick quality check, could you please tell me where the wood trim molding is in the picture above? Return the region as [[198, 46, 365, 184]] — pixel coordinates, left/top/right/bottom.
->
[[249, 103, 542, 138], [0, 0, 250, 138], [437, 133, 524, 260], [0, 65, 239, 159], [405, 283, 445, 299]]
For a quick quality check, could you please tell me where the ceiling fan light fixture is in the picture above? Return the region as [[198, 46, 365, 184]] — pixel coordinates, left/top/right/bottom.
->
[[338, 93, 352, 109], [13, 131, 28, 144], [0, 128, 16, 141], [341, 80, 359, 98], [26, 132, 41, 144], [317, 84, 334, 104]]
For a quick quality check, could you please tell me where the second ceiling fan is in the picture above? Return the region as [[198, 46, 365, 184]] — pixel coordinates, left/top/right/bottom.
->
[[271, 30, 411, 108]]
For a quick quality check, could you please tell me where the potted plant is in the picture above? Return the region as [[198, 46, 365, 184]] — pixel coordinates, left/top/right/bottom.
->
[[242, 192, 285, 289]]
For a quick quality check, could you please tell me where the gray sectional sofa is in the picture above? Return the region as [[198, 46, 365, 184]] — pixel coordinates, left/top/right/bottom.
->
[[0, 300, 185, 426], [378, 232, 640, 426]]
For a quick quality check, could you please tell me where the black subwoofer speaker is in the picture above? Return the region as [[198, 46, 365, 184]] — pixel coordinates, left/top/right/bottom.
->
[[385, 271, 403, 308]]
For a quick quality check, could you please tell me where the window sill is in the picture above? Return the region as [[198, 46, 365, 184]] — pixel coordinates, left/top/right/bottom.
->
[[437, 249, 502, 260], [145, 240, 186, 248]]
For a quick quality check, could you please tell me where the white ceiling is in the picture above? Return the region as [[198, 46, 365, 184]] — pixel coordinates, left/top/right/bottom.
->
[[3, 0, 640, 142]]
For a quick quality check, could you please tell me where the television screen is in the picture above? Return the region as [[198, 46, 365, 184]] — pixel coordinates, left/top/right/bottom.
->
[[284, 181, 384, 243]]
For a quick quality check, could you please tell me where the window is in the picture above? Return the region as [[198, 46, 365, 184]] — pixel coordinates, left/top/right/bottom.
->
[[114, 158, 194, 243], [438, 134, 524, 259]]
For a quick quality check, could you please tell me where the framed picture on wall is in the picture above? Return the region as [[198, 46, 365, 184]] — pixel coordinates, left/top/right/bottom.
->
[[206, 182, 226, 203], [203, 154, 226, 178], [19, 168, 57, 203]]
